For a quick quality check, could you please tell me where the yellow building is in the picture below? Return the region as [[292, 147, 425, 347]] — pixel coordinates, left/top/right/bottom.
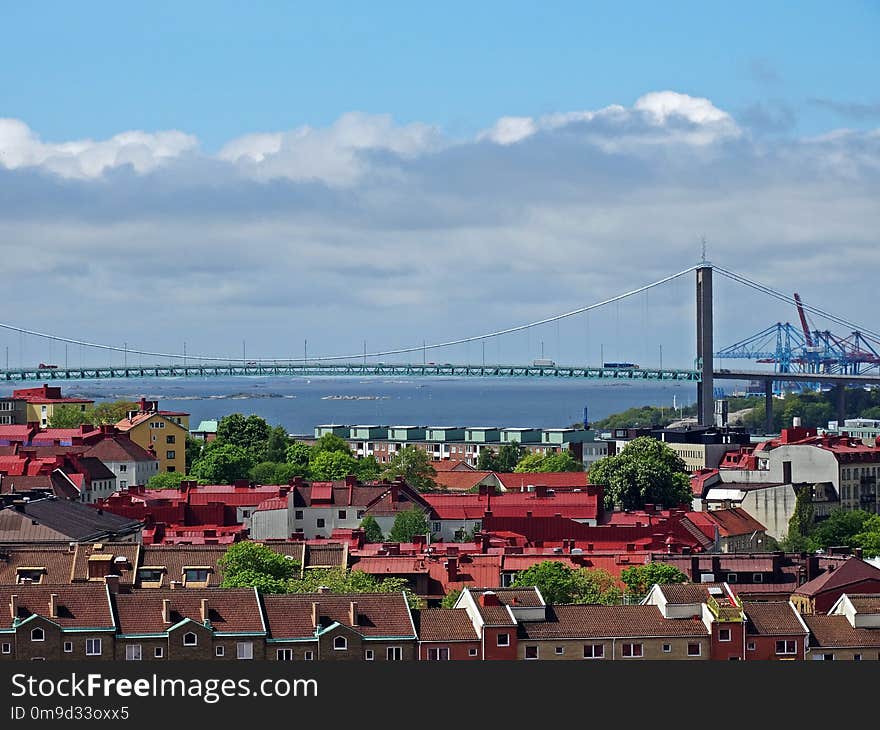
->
[[115, 399, 190, 474], [11, 384, 94, 428]]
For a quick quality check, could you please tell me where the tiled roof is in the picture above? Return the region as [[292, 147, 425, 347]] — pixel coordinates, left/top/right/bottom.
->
[[495, 472, 589, 490], [659, 583, 727, 604], [703, 508, 766, 537], [432, 460, 474, 472], [255, 497, 287, 512], [432, 471, 495, 492], [84, 437, 157, 463], [0, 583, 113, 629], [75, 457, 117, 482], [469, 587, 544, 607], [743, 602, 807, 636], [0, 546, 76, 585], [262, 592, 415, 639], [114, 588, 264, 635], [848, 594, 880, 613], [794, 558, 880, 598], [416, 609, 479, 641], [71, 543, 139, 586], [136, 545, 225, 588], [804, 615, 880, 648], [303, 544, 346, 569], [353, 556, 429, 575], [423, 490, 599, 520], [519, 604, 709, 639], [474, 604, 516, 626]]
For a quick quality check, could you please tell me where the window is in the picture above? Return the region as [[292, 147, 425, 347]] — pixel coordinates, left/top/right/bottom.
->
[[854, 654, 862, 661], [333, 636, 348, 651], [496, 633, 510, 647], [387, 646, 403, 661], [469, 648, 478, 657], [525, 645, 539, 660], [316, 519, 325, 528], [622, 643, 643, 658], [776, 640, 797, 655], [726, 573, 738, 583], [138, 568, 164, 584], [125, 644, 142, 661], [304, 651, 314, 661], [31, 628, 45, 642], [183, 568, 210, 583], [119, 464, 127, 473], [338, 510, 347, 520], [236, 642, 253, 660], [154, 647, 164, 658], [85, 638, 102, 656], [120, 481, 127, 489], [753, 573, 763, 583], [277, 649, 294, 661], [555, 647, 564, 655], [166, 451, 175, 460], [183, 632, 198, 647], [427, 647, 450, 661], [294, 510, 303, 520], [357, 510, 365, 519], [166, 435, 176, 444], [747, 642, 756, 651], [431, 522, 441, 533], [583, 644, 604, 659], [1, 643, 10, 654], [215, 646, 225, 657], [64, 641, 73, 653], [719, 628, 731, 642], [687, 643, 701, 657], [662, 644, 671, 653], [364, 649, 374, 661]]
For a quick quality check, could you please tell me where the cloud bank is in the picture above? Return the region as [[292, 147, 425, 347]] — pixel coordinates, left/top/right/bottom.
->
[[0, 91, 878, 366]]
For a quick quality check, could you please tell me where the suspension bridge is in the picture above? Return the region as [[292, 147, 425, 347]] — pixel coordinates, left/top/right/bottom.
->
[[2, 263, 879, 431]]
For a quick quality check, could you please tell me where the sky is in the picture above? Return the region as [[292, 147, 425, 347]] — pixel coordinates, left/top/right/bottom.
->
[[0, 2, 878, 368]]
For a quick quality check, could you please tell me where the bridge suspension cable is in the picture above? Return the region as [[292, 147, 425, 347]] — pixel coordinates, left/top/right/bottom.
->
[[0, 265, 701, 364]]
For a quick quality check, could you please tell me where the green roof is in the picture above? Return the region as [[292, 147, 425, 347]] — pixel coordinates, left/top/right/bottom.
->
[[194, 419, 218, 433]]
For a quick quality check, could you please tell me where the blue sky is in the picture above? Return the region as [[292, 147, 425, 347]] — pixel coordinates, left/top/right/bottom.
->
[[0, 3, 878, 368], [3, 2, 878, 148]]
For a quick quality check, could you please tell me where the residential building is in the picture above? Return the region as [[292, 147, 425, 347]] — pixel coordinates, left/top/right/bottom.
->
[[416, 608, 481, 660], [803, 593, 880, 660], [115, 398, 190, 474], [83, 434, 159, 490], [0, 398, 27, 426], [684, 508, 767, 553], [191, 420, 218, 443], [10, 385, 94, 428], [791, 556, 880, 615], [742, 601, 810, 660]]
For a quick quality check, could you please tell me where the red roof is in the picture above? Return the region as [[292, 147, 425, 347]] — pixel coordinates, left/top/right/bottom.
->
[[0, 583, 114, 629], [432, 471, 495, 491], [701, 508, 766, 537], [495, 472, 589, 490], [114, 588, 263, 635], [423, 488, 600, 520], [311, 483, 333, 502], [794, 558, 880, 598], [0, 426, 36, 442], [255, 497, 288, 512], [432, 460, 475, 472]]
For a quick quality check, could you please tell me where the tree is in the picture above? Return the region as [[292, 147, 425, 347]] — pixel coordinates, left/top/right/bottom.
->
[[355, 455, 381, 482], [185, 435, 203, 472], [477, 448, 500, 471], [190, 442, 254, 484], [388, 508, 431, 543], [853, 515, 880, 558], [620, 563, 688, 601], [265, 426, 292, 463], [249, 461, 284, 485], [291, 568, 423, 608], [784, 485, 816, 549], [360, 515, 384, 543], [311, 433, 352, 457], [310, 450, 359, 481], [146, 471, 202, 490], [216, 414, 272, 460], [48, 404, 93, 428], [589, 436, 692, 511], [90, 400, 139, 424], [513, 451, 583, 473], [284, 441, 312, 476], [218, 542, 299, 594], [576, 568, 623, 605], [511, 561, 585, 604], [497, 441, 525, 472], [441, 588, 462, 608], [809, 509, 874, 552], [382, 446, 437, 491]]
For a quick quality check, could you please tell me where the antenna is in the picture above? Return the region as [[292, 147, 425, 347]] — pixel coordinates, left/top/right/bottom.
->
[[700, 235, 708, 264]]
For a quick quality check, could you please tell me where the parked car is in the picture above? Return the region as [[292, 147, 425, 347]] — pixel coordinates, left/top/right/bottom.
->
[[38, 363, 58, 369]]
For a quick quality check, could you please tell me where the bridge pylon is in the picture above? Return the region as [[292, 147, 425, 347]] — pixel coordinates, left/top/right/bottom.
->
[[696, 264, 714, 426]]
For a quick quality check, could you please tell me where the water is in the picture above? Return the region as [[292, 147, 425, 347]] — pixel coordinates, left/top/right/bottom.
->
[[0, 377, 698, 435]]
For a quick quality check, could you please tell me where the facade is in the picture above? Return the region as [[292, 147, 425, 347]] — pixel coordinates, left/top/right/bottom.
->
[[84, 435, 160, 490], [10, 385, 94, 428], [791, 557, 880, 615], [0, 398, 27, 426], [803, 594, 880, 660], [115, 399, 190, 474]]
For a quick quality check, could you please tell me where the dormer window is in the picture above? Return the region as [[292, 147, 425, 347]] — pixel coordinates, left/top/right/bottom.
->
[[182, 567, 212, 585], [16, 568, 46, 584]]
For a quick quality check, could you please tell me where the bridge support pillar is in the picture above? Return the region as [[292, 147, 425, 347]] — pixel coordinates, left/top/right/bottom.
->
[[696, 265, 714, 426], [765, 381, 774, 434]]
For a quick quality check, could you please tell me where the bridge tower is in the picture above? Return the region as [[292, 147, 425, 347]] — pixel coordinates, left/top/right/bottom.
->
[[696, 264, 714, 426]]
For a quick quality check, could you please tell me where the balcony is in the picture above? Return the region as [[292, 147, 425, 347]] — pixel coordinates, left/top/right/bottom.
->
[[707, 594, 744, 622]]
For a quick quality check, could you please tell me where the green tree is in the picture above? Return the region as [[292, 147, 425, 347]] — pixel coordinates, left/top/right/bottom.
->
[[589, 436, 692, 511], [190, 442, 254, 484], [477, 448, 500, 471], [90, 400, 139, 424], [355, 455, 381, 482], [511, 561, 585, 604], [620, 563, 688, 601], [265, 426, 292, 463], [809, 509, 874, 551], [47, 404, 93, 428], [497, 441, 525, 472], [216, 413, 272, 460], [271, 462, 304, 485], [249, 461, 283, 485], [853, 515, 880, 558], [576, 568, 623, 605], [145, 471, 203, 490], [441, 588, 462, 608], [513, 452, 545, 473], [784, 485, 816, 548], [513, 451, 583, 473], [360, 515, 384, 543], [185, 435, 203, 472], [310, 450, 359, 480], [311, 433, 352, 457], [284, 441, 312, 476], [218, 542, 300, 594], [388, 508, 431, 543], [291, 568, 423, 608], [381, 446, 437, 491]]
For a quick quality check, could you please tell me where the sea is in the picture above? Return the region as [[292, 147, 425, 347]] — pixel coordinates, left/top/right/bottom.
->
[[0, 377, 700, 436]]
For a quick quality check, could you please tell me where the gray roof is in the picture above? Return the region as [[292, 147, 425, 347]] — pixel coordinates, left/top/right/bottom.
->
[[0, 498, 142, 542]]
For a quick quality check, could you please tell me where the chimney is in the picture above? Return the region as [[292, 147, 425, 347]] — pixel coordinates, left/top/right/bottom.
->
[[479, 591, 500, 607], [348, 601, 358, 627], [480, 532, 491, 552], [806, 555, 820, 582], [389, 484, 399, 503], [535, 485, 548, 498], [278, 486, 290, 497], [162, 598, 171, 624], [311, 602, 319, 627], [104, 575, 120, 595], [170, 580, 182, 590], [854, 547, 864, 560], [344, 475, 357, 488], [200, 599, 209, 623], [446, 557, 459, 581], [317, 585, 331, 594], [48, 592, 58, 619], [9, 594, 17, 620], [691, 555, 700, 580]]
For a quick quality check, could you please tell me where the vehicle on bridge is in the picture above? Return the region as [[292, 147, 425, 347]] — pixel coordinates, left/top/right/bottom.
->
[[38, 363, 58, 369], [532, 359, 556, 367], [603, 362, 639, 369]]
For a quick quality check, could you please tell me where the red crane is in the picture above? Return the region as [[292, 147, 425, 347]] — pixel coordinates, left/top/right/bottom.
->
[[793, 293, 813, 347]]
